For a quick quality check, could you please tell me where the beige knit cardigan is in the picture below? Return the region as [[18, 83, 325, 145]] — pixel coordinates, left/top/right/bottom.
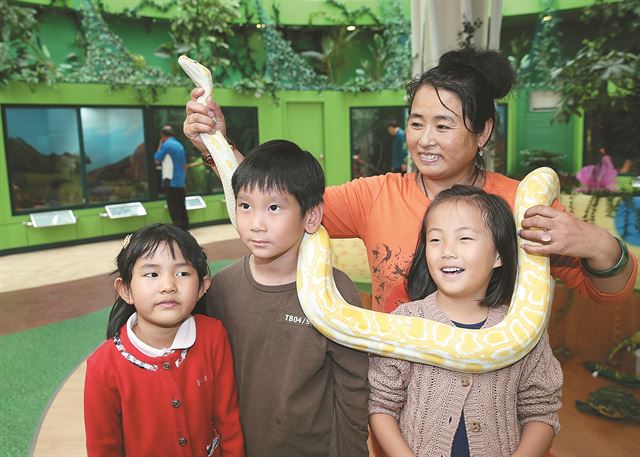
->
[[368, 292, 563, 457]]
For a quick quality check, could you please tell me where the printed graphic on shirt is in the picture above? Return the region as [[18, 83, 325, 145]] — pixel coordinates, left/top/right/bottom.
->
[[278, 313, 312, 326], [370, 243, 413, 312]]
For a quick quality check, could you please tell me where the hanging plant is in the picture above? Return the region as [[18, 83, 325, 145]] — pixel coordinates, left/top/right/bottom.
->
[[154, 0, 240, 80], [60, 0, 183, 104], [0, 0, 57, 87]]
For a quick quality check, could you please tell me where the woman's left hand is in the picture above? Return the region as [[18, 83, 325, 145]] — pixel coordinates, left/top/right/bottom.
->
[[519, 205, 620, 268]]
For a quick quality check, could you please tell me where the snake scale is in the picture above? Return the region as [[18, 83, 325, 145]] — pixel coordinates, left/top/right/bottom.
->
[[179, 55, 558, 373]]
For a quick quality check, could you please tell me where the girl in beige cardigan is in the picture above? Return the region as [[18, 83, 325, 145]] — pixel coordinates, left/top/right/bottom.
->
[[369, 185, 562, 457]]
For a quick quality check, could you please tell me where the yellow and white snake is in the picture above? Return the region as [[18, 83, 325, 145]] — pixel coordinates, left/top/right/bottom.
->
[[179, 55, 558, 373]]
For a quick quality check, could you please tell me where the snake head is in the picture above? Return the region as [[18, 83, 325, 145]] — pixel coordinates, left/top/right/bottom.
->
[[178, 55, 213, 102]]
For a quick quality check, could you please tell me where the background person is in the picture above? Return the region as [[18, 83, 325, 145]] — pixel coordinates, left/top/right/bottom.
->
[[387, 119, 408, 173], [155, 125, 189, 230]]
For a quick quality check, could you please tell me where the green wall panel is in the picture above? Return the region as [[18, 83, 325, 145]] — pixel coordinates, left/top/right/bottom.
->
[[285, 101, 325, 165], [75, 212, 105, 239], [24, 224, 79, 246], [100, 216, 148, 237], [106, 16, 173, 74], [39, 10, 82, 65], [187, 208, 207, 224], [0, 223, 29, 251], [2, 79, 510, 253]]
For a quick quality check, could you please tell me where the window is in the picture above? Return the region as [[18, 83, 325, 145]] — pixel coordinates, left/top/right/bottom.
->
[[3, 105, 260, 215], [4, 107, 83, 212], [80, 108, 148, 203], [350, 106, 408, 179]]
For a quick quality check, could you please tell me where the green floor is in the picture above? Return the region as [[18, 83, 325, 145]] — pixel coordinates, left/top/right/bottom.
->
[[0, 308, 110, 457], [1, 259, 370, 457]]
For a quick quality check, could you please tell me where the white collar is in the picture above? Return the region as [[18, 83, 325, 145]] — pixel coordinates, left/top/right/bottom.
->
[[126, 313, 196, 357]]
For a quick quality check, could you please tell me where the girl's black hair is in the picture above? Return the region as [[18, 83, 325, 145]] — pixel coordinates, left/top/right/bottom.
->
[[106, 223, 210, 339], [406, 47, 516, 179], [232, 139, 325, 214], [406, 185, 518, 308]]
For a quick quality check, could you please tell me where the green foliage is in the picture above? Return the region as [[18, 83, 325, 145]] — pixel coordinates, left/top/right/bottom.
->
[[518, 3, 564, 89], [519, 149, 565, 170], [60, 0, 183, 104], [257, 0, 327, 91], [551, 0, 640, 123], [0, 0, 57, 87], [2, 0, 411, 99], [162, 0, 241, 79], [457, 18, 483, 49], [245, 0, 409, 95], [121, 0, 174, 17]]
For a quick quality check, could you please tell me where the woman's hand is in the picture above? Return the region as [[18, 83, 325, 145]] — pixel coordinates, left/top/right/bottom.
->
[[183, 87, 227, 155], [519, 205, 634, 294], [519, 205, 618, 264]]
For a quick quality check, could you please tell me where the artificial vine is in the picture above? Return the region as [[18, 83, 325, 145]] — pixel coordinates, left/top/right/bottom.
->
[[3, 0, 411, 101], [156, 0, 241, 81], [59, 0, 184, 104], [518, 0, 564, 89], [0, 0, 57, 87]]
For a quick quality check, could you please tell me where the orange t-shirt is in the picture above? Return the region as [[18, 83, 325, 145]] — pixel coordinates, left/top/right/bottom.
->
[[323, 172, 637, 313]]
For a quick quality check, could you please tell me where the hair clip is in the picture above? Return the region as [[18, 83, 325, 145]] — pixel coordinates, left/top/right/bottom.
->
[[122, 233, 132, 249]]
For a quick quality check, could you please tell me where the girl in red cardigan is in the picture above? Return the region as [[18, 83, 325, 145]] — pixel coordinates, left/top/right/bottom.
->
[[84, 223, 244, 457]]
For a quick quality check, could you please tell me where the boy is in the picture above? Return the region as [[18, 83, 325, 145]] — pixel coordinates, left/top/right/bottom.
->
[[207, 140, 369, 457]]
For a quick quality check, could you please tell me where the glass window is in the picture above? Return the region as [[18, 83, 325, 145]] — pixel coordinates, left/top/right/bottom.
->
[[4, 107, 83, 212], [150, 107, 259, 196], [350, 107, 408, 179], [80, 107, 148, 204]]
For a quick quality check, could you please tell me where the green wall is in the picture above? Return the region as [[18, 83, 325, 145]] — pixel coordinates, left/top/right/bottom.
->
[[2, 0, 597, 252], [506, 89, 583, 177], [15, 0, 410, 24], [0, 81, 404, 252]]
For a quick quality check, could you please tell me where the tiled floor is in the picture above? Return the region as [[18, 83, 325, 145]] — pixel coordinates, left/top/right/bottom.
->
[[0, 225, 247, 335]]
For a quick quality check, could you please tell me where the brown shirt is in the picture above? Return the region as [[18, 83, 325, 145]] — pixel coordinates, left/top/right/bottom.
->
[[368, 292, 563, 457], [207, 256, 369, 457]]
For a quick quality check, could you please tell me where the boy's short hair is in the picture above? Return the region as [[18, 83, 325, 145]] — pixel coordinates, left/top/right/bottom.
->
[[232, 140, 325, 214], [387, 120, 400, 128]]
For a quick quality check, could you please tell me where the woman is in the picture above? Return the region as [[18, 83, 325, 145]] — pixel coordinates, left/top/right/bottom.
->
[[183, 47, 637, 314]]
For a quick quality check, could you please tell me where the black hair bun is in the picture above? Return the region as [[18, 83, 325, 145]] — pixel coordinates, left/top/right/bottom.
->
[[439, 47, 516, 100]]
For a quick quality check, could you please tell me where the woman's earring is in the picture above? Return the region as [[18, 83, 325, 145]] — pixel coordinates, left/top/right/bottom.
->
[[478, 148, 485, 157]]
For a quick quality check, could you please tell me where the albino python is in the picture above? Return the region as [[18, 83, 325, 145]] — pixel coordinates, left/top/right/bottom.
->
[[178, 55, 558, 373]]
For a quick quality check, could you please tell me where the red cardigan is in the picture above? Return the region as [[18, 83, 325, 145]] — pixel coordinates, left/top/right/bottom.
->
[[84, 314, 244, 457]]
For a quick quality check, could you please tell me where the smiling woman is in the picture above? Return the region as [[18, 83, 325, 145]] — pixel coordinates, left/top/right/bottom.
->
[[183, 46, 637, 315]]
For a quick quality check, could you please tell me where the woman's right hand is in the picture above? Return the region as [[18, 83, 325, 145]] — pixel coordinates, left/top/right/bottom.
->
[[183, 87, 227, 155]]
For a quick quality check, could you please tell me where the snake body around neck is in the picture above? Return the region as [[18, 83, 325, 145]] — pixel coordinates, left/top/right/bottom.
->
[[178, 55, 557, 373]]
